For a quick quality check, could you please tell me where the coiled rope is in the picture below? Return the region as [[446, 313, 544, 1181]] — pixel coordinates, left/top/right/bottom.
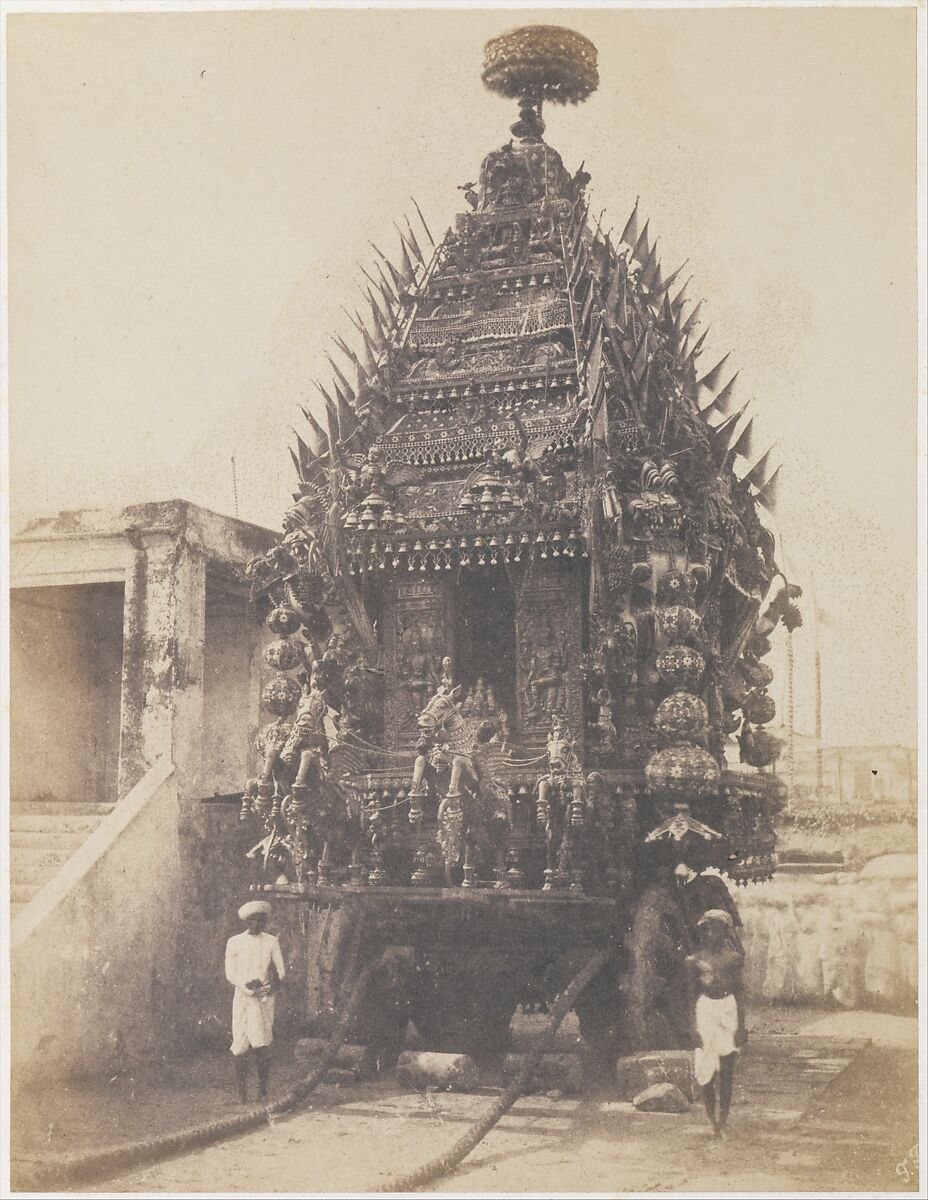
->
[[374, 948, 612, 1193]]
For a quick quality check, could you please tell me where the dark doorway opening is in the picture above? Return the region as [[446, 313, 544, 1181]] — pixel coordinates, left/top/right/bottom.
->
[[455, 568, 516, 725], [10, 583, 124, 805]]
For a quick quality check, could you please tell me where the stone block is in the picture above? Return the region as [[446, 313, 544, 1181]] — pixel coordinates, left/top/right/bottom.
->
[[324, 1067, 359, 1087], [632, 1082, 690, 1113], [294, 1038, 374, 1081], [396, 1050, 480, 1092], [615, 1050, 698, 1102], [500, 1053, 583, 1095]]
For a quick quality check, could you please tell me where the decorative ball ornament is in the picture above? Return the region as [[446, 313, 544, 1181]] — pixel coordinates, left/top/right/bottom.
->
[[482, 25, 599, 106], [656, 644, 705, 691], [266, 607, 301, 637], [656, 569, 696, 607], [744, 690, 776, 726], [262, 676, 301, 717], [657, 605, 702, 646], [743, 660, 775, 690], [264, 638, 301, 672], [645, 743, 721, 799], [654, 692, 709, 741]]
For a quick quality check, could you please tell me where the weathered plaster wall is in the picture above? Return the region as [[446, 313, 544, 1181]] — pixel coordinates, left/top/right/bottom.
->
[[11, 764, 182, 1084], [10, 584, 123, 805], [10, 501, 282, 1076], [202, 577, 266, 798]]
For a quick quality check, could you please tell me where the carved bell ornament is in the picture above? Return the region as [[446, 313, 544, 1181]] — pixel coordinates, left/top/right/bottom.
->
[[743, 690, 777, 726]]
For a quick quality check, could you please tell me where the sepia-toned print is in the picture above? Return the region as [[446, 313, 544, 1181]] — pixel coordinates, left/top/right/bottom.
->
[[5, 5, 920, 1196]]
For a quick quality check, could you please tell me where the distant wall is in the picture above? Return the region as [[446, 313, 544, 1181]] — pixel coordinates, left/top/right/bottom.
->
[[10, 584, 123, 805], [11, 762, 181, 1084], [737, 866, 917, 1013]]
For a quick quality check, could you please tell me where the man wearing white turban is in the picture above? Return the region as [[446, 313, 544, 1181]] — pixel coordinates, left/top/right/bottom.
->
[[225, 900, 286, 1102]]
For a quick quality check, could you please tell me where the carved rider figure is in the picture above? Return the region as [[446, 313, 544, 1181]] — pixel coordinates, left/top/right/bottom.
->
[[281, 662, 330, 788]]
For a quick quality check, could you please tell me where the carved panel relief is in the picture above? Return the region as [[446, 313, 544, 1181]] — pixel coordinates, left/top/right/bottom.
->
[[516, 570, 583, 750], [384, 579, 452, 748]]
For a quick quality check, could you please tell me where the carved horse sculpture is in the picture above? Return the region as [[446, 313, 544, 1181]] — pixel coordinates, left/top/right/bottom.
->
[[409, 687, 506, 886]]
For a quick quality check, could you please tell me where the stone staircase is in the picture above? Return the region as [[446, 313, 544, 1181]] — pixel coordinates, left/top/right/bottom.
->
[[10, 800, 116, 922]]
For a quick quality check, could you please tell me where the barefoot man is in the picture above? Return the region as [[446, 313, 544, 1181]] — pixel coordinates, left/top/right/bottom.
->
[[226, 900, 286, 1103], [686, 909, 747, 1137]]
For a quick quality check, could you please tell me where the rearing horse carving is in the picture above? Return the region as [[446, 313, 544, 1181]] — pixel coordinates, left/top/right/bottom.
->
[[409, 686, 506, 886]]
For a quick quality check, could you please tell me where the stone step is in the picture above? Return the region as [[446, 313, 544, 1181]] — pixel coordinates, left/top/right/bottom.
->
[[9, 814, 106, 836], [10, 829, 87, 853], [11, 883, 41, 905], [11, 902, 27, 922], [10, 846, 74, 888], [10, 801, 115, 818], [8, 803, 112, 917]]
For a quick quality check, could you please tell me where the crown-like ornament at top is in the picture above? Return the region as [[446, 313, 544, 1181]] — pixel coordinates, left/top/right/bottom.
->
[[482, 25, 599, 142]]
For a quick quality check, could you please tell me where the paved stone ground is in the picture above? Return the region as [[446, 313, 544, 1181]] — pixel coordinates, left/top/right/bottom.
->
[[10, 1009, 919, 1194]]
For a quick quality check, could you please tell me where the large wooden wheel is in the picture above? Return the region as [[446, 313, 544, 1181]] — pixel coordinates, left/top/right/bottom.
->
[[623, 882, 693, 1051]]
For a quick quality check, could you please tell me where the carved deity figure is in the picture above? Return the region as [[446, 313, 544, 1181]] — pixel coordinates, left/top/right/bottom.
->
[[437, 655, 455, 694], [535, 718, 586, 893], [520, 618, 568, 720], [590, 688, 618, 754], [399, 627, 434, 720]]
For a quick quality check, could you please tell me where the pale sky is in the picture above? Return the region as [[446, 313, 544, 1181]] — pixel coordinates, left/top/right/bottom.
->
[[6, 6, 919, 748]]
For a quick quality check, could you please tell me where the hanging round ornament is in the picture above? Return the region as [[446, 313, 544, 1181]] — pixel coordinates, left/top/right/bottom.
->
[[654, 692, 709, 741], [645, 743, 721, 799], [261, 676, 301, 717], [266, 606, 301, 637], [656, 644, 705, 691], [264, 638, 301, 672]]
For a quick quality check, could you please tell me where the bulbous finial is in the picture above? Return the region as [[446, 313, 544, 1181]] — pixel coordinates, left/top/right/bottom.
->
[[482, 25, 599, 141]]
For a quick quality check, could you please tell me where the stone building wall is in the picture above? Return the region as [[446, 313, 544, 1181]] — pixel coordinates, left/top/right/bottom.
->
[[10, 501, 279, 1081]]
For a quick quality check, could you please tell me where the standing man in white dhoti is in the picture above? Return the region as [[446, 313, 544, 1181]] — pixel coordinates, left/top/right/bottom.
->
[[225, 900, 286, 1103], [686, 909, 747, 1138]]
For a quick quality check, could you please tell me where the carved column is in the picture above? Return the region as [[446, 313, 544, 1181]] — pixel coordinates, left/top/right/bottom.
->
[[384, 579, 453, 750], [118, 529, 206, 803]]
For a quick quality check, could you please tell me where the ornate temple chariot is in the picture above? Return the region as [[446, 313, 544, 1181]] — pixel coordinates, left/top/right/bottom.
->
[[238, 26, 800, 1056]]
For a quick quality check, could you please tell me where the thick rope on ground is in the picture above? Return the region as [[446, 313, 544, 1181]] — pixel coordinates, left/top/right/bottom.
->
[[14, 947, 382, 1193], [374, 949, 613, 1194]]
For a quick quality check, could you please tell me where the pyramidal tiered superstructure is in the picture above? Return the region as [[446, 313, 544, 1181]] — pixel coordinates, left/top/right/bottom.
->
[[240, 26, 798, 900]]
